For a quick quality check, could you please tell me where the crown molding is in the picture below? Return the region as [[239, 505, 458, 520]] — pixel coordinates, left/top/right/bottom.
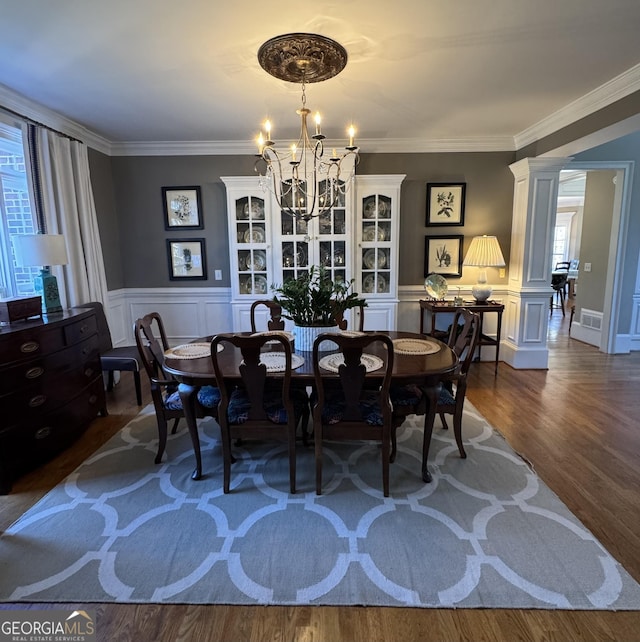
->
[[514, 63, 640, 149], [0, 83, 111, 154], [110, 136, 517, 156]]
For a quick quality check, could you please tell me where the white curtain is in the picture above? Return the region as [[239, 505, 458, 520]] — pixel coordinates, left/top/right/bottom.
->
[[25, 125, 109, 308]]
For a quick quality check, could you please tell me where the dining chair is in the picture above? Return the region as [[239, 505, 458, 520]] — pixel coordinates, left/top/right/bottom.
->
[[550, 272, 567, 316], [311, 332, 395, 497], [334, 299, 366, 332], [210, 332, 309, 494], [134, 312, 219, 464], [555, 261, 571, 271], [249, 299, 285, 333], [390, 308, 480, 469], [73, 301, 142, 406]]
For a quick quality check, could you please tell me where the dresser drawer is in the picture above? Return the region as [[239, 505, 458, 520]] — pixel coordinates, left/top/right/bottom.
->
[[0, 324, 67, 366], [0, 377, 104, 485], [0, 333, 100, 396], [64, 314, 98, 345]]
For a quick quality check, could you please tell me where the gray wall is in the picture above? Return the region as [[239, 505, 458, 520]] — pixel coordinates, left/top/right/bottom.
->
[[576, 171, 616, 315], [90, 150, 516, 291]]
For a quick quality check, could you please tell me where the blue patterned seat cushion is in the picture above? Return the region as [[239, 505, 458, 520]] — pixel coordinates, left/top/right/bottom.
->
[[321, 390, 384, 426], [226, 386, 309, 425], [164, 385, 220, 411], [389, 383, 453, 412]]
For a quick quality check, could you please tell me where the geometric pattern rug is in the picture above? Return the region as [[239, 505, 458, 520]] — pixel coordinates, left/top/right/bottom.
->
[[1, 403, 639, 609]]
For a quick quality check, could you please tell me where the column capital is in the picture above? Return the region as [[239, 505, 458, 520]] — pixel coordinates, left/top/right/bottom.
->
[[509, 157, 572, 179]]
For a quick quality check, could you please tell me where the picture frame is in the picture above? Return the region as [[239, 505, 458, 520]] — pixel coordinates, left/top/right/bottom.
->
[[426, 182, 466, 226], [424, 235, 464, 278], [162, 186, 203, 230], [167, 238, 207, 280]]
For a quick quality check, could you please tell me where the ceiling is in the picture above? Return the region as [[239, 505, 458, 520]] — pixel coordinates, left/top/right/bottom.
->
[[2, 0, 640, 154]]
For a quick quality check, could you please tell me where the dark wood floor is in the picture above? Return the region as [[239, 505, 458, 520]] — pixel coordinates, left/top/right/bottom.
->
[[2, 311, 639, 641]]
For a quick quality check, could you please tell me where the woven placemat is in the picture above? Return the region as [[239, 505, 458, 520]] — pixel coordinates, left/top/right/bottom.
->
[[164, 342, 223, 359], [318, 352, 383, 373], [257, 352, 305, 373], [392, 338, 441, 355]]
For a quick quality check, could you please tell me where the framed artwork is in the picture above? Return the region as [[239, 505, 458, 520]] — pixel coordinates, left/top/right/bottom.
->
[[163, 186, 203, 229], [426, 182, 466, 226], [167, 238, 207, 280], [424, 235, 464, 278]]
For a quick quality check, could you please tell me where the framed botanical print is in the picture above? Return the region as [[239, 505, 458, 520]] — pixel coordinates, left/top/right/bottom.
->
[[426, 183, 466, 226], [424, 235, 464, 278], [167, 238, 207, 280], [163, 186, 203, 229]]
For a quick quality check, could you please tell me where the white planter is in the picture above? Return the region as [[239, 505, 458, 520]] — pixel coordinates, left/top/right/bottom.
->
[[293, 324, 337, 352]]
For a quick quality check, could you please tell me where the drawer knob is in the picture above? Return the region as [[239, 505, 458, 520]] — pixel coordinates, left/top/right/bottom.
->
[[80, 324, 89, 334], [26, 366, 45, 379], [84, 367, 95, 378], [29, 395, 47, 408], [89, 394, 98, 405], [20, 341, 40, 353], [35, 426, 51, 440]]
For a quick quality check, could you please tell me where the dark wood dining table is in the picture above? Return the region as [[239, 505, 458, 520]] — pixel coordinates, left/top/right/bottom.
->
[[163, 330, 458, 483]]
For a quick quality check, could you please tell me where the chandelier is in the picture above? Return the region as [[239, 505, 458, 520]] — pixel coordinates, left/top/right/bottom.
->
[[255, 33, 359, 221]]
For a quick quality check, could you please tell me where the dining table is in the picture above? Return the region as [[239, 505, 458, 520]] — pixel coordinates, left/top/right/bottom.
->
[[162, 330, 458, 483]]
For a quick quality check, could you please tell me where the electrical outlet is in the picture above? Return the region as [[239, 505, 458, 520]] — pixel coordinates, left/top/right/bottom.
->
[[214, 269, 222, 280], [584, 262, 592, 273], [499, 268, 506, 278]]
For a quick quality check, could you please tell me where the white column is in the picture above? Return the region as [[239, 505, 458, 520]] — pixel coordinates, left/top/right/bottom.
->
[[502, 157, 571, 369]]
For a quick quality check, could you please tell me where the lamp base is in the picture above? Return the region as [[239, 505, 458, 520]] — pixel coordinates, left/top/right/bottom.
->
[[471, 283, 493, 303], [34, 269, 63, 314]]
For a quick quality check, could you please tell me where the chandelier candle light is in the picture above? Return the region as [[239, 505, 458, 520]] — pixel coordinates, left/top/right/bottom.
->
[[462, 235, 506, 303], [255, 33, 359, 221]]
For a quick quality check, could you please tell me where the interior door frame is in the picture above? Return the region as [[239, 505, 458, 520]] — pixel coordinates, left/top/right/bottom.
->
[[563, 159, 634, 353]]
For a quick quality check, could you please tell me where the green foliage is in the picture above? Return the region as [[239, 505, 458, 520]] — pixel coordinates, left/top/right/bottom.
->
[[272, 265, 366, 326]]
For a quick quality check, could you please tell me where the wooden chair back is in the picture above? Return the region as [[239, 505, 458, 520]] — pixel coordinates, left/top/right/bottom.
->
[[250, 299, 285, 332]]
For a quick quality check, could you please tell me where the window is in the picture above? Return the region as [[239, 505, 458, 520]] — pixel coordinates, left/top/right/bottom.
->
[[552, 210, 576, 269], [0, 117, 37, 298]]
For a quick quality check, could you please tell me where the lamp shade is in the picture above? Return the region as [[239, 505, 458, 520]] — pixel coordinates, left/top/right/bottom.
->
[[463, 235, 505, 268], [13, 234, 69, 267]]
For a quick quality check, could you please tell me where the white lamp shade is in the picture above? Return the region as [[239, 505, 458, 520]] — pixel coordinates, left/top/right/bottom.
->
[[463, 235, 506, 268], [13, 234, 69, 268]]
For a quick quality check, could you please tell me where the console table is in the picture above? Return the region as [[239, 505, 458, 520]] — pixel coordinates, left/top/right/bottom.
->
[[419, 300, 505, 375]]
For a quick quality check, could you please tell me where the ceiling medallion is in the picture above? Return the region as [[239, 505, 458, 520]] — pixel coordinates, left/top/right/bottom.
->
[[257, 33, 348, 84], [254, 33, 358, 222]]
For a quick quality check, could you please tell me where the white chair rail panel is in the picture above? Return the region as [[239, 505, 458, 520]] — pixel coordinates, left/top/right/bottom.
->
[[106, 287, 233, 347]]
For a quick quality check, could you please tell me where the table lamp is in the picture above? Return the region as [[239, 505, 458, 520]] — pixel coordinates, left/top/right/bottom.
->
[[463, 235, 505, 302], [13, 233, 69, 314]]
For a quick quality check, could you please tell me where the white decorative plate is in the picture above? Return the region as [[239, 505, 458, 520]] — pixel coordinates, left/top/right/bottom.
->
[[392, 338, 441, 355], [248, 250, 266, 271], [258, 352, 305, 373], [363, 225, 386, 242], [244, 227, 265, 243], [363, 198, 387, 219], [244, 201, 264, 220], [318, 352, 384, 373], [363, 248, 387, 270], [164, 342, 223, 359], [424, 273, 448, 299], [254, 275, 268, 294]]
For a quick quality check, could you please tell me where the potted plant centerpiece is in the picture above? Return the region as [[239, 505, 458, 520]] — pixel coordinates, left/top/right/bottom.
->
[[272, 265, 366, 351]]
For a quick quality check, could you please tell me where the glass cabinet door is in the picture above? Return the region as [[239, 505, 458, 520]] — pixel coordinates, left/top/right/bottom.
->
[[360, 193, 392, 295], [235, 195, 269, 296]]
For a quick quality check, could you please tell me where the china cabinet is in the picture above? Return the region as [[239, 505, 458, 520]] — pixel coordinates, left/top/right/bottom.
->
[[222, 174, 404, 332]]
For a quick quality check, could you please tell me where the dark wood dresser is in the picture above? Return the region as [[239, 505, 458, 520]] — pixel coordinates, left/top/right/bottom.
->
[[0, 308, 106, 493]]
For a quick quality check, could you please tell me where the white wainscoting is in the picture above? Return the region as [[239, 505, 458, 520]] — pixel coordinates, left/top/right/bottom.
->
[[105, 286, 637, 361], [106, 287, 233, 347]]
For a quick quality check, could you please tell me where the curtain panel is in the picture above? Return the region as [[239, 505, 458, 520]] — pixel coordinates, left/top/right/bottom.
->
[[23, 124, 109, 308]]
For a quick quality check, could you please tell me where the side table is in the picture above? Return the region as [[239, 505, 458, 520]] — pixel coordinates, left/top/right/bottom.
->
[[419, 299, 505, 375]]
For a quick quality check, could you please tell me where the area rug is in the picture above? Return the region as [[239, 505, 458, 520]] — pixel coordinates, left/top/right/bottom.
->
[[1, 404, 639, 609]]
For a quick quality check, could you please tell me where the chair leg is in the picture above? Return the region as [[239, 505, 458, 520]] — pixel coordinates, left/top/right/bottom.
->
[[382, 435, 390, 497], [170, 418, 180, 434], [440, 412, 449, 431], [288, 430, 296, 494], [133, 371, 142, 406], [107, 370, 115, 391], [452, 412, 467, 459], [155, 417, 168, 464], [315, 425, 323, 495]]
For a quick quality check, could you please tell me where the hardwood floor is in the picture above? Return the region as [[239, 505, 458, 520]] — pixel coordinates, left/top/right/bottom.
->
[[2, 312, 639, 641]]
